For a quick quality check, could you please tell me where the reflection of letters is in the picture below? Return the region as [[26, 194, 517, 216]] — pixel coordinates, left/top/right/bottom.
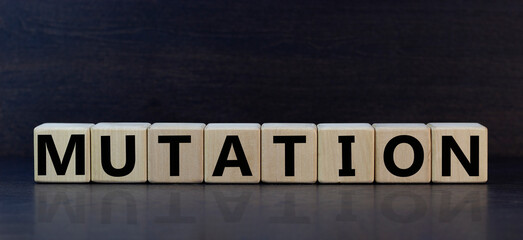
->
[[213, 191, 252, 222], [381, 191, 427, 223], [336, 191, 357, 222], [101, 191, 137, 224], [439, 190, 481, 222], [269, 193, 310, 224], [155, 192, 195, 223], [37, 191, 85, 223], [34, 184, 488, 234]]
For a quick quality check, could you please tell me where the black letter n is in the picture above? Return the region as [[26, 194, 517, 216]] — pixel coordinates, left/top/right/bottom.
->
[[442, 136, 479, 176], [38, 135, 85, 175]]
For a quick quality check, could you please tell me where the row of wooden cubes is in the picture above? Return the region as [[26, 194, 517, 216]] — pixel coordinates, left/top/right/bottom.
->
[[34, 122, 487, 183]]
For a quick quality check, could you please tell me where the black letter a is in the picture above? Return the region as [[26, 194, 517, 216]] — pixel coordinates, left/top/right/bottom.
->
[[212, 136, 253, 176]]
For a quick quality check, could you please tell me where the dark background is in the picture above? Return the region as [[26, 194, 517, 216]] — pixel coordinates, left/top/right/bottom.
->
[[1, 1, 523, 239], [1, 0, 522, 159]]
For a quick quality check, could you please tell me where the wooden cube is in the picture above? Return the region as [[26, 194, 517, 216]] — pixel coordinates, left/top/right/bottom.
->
[[373, 123, 431, 183], [204, 123, 260, 183], [91, 122, 150, 183], [261, 123, 317, 183], [148, 123, 205, 183], [428, 123, 488, 183], [318, 123, 374, 183], [34, 123, 93, 182]]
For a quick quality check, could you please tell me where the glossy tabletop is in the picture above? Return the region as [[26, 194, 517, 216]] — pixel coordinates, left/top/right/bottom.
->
[[0, 157, 521, 239]]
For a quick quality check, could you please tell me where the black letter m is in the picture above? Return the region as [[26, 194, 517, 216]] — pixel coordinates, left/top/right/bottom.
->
[[37, 135, 85, 175]]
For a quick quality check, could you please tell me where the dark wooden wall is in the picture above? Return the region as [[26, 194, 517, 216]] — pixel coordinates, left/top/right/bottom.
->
[[1, 0, 522, 158]]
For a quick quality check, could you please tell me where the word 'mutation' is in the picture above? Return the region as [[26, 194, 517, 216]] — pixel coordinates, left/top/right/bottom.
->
[[34, 122, 487, 183]]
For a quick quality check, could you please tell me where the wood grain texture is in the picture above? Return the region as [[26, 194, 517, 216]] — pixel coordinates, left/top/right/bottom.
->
[[33, 123, 93, 182], [91, 122, 150, 183], [0, 1, 522, 160], [148, 123, 205, 183], [261, 123, 317, 183], [374, 123, 431, 183], [428, 123, 488, 183], [317, 123, 374, 183], [204, 123, 260, 183]]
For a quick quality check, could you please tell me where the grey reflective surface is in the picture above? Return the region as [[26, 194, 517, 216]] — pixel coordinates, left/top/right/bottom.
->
[[1, 158, 522, 239]]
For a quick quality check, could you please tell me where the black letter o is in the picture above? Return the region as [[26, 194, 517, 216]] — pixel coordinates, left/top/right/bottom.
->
[[384, 135, 424, 177]]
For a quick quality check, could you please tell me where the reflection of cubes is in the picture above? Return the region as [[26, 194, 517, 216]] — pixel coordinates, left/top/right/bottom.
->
[[431, 185, 488, 239], [203, 185, 261, 238], [375, 185, 432, 238], [87, 185, 147, 235], [317, 186, 376, 238], [428, 123, 488, 183], [146, 185, 204, 238], [34, 185, 91, 239], [34, 123, 93, 182], [260, 186, 318, 238]]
